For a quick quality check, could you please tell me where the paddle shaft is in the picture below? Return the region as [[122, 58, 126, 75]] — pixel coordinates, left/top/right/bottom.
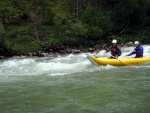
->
[[111, 56, 131, 66]]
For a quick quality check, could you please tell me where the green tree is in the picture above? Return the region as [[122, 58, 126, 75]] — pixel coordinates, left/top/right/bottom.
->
[[0, 21, 5, 36]]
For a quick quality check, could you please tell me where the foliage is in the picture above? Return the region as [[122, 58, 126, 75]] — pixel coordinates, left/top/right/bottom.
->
[[0, 21, 5, 36], [81, 3, 112, 38], [70, 21, 88, 36], [4, 36, 42, 55], [0, 0, 150, 56]]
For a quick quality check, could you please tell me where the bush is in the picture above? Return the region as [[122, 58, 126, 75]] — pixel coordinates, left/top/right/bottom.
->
[[4, 36, 42, 55]]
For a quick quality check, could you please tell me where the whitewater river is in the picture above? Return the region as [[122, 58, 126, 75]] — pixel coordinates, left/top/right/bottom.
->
[[0, 45, 150, 113]]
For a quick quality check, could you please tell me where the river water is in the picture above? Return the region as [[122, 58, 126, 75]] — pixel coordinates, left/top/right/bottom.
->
[[0, 45, 150, 113]]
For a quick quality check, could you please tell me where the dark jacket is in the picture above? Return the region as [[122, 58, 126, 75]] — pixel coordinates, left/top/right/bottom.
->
[[106, 45, 122, 57], [128, 45, 143, 58]]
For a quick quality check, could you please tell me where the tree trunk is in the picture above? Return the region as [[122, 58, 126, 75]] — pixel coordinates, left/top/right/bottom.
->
[[116, 21, 129, 35], [33, 0, 39, 39], [72, 0, 78, 20], [94, 0, 101, 9]]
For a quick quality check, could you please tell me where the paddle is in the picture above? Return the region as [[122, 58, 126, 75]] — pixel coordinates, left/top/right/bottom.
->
[[111, 56, 131, 66]]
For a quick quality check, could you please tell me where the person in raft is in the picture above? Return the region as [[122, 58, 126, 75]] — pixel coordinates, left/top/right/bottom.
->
[[126, 41, 144, 58], [105, 39, 122, 58]]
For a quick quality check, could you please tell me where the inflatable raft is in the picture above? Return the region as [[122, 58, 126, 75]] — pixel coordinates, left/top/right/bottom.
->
[[87, 55, 150, 66]]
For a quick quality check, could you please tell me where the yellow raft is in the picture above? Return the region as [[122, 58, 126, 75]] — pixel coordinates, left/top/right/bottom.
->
[[87, 55, 150, 66]]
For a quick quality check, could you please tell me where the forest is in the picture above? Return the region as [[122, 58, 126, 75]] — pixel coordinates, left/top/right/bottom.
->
[[0, 0, 150, 56]]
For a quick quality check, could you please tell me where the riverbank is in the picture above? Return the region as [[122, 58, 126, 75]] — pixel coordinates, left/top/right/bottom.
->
[[0, 41, 135, 59]]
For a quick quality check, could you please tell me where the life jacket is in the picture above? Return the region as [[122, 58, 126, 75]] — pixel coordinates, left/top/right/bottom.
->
[[111, 47, 117, 55], [128, 45, 143, 58], [106, 45, 122, 56], [135, 46, 143, 57]]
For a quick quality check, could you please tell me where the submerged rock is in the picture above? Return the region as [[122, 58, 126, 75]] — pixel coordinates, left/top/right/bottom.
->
[[0, 56, 6, 59], [71, 49, 81, 53], [12, 55, 26, 59], [125, 41, 134, 47], [88, 48, 95, 52]]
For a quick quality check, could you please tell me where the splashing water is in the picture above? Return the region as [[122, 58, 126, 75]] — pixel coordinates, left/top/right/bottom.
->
[[0, 45, 150, 113], [0, 45, 150, 80]]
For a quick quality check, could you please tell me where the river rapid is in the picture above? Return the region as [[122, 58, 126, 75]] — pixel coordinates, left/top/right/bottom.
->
[[0, 45, 150, 113]]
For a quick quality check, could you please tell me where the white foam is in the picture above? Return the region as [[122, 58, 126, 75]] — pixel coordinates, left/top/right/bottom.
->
[[0, 45, 150, 81]]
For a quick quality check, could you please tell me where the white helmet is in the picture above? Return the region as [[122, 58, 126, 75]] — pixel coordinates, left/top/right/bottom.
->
[[112, 39, 117, 43], [134, 41, 139, 44]]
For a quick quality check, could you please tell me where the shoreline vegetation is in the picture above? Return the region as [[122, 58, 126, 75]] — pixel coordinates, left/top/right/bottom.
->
[[0, 41, 135, 59], [0, 0, 150, 59]]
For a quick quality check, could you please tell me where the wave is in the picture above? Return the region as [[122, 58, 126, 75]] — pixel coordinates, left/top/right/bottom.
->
[[0, 45, 150, 81]]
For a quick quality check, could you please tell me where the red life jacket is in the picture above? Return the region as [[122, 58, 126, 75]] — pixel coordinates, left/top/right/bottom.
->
[[111, 48, 117, 55]]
